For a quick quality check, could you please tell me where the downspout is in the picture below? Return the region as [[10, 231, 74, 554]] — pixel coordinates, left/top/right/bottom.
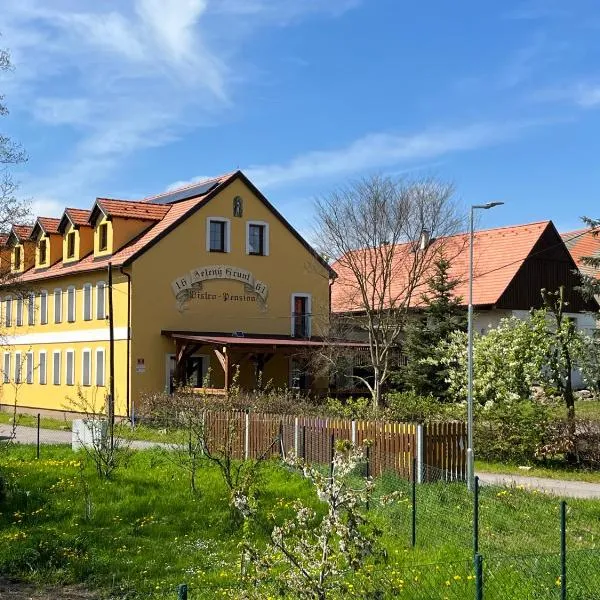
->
[[119, 266, 132, 423]]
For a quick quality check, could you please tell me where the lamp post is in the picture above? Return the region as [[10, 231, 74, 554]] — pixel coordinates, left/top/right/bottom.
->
[[467, 202, 504, 491]]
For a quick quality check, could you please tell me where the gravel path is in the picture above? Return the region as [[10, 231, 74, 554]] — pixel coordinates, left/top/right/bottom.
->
[[0, 580, 96, 599], [476, 471, 600, 499]]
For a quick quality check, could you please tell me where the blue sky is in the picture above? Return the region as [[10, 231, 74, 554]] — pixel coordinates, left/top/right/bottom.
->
[[1, 0, 599, 237]]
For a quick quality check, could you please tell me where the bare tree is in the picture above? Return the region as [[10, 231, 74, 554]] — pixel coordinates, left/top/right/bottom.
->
[[314, 175, 463, 407]]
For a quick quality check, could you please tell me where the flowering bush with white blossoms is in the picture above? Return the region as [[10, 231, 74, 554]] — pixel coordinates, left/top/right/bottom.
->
[[242, 441, 393, 599]]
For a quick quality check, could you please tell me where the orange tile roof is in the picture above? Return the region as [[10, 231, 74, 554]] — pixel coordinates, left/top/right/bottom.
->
[[0, 234, 8, 246], [332, 221, 552, 313], [36, 217, 61, 235], [94, 198, 169, 221], [561, 228, 600, 279], [19, 172, 238, 282], [11, 225, 34, 241]]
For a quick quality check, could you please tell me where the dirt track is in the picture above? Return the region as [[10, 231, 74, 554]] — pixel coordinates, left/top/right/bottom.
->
[[0, 580, 97, 599]]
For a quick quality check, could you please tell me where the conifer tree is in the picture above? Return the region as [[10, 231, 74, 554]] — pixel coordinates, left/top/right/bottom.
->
[[401, 257, 467, 400]]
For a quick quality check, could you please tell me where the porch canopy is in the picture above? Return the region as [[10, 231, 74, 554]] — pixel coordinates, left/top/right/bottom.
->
[[162, 330, 367, 391]]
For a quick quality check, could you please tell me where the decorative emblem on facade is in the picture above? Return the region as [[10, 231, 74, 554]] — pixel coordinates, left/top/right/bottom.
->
[[171, 265, 268, 312], [233, 196, 243, 217]]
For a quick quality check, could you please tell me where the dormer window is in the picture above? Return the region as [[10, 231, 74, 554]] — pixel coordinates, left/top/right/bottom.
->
[[99, 223, 108, 252], [13, 246, 21, 270], [67, 232, 76, 259], [39, 239, 47, 264]]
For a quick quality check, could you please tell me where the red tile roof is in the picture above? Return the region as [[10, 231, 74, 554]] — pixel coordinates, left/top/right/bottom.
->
[[0, 234, 8, 246], [19, 172, 238, 283], [64, 208, 93, 228], [561, 228, 600, 279], [94, 198, 169, 221], [11, 225, 34, 242], [36, 217, 61, 235], [332, 221, 552, 313]]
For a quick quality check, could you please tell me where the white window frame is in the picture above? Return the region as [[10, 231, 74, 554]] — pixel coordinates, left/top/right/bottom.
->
[[39, 350, 47, 385], [54, 288, 63, 324], [290, 293, 312, 338], [16, 294, 23, 327], [28, 292, 36, 326], [40, 290, 48, 325], [82, 348, 92, 386], [206, 217, 231, 253], [83, 283, 93, 321], [4, 296, 11, 327], [14, 351, 21, 384], [67, 286, 76, 323], [246, 220, 270, 256], [65, 349, 75, 386], [96, 282, 106, 320], [26, 351, 34, 384], [95, 348, 105, 386], [52, 350, 61, 385], [3, 352, 10, 384]]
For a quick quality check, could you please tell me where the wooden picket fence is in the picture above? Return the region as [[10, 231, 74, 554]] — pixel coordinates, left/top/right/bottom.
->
[[202, 410, 467, 482]]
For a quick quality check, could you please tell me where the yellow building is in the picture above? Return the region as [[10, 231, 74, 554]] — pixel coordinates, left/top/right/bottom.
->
[[0, 171, 335, 418]]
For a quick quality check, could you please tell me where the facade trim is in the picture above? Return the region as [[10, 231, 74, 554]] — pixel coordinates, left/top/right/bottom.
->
[[4, 327, 128, 345]]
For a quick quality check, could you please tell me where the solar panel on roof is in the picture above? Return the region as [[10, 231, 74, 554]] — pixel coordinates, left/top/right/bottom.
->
[[150, 180, 219, 205]]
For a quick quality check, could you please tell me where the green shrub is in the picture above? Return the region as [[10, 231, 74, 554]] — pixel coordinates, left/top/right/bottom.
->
[[384, 391, 464, 423], [474, 400, 552, 463]]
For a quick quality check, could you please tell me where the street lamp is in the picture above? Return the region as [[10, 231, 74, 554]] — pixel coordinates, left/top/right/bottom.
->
[[467, 202, 504, 491]]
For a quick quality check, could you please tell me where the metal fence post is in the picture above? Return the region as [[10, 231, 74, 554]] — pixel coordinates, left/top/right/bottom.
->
[[329, 433, 335, 479], [244, 410, 250, 460], [416, 424, 424, 484], [279, 420, 284, 458], [475, 553, 483, 600], [560, 500, 567, 600], [351, 419, 356, 446], [36, 413, 41, 460], [302, 425, 306, 460], [177, 583, 188, 600], [474, 475, 480, 558], [411, 456, 417, 547]]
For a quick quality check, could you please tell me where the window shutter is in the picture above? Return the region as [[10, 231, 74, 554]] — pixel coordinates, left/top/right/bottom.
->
[[16, 296, 23, 326], [97, 283, 105, 320], [67, 288, 76, 322], [83, 285, 92, 321], [82, 350, 91, 386], [96, 349, 105, 386], [14, 353, 21, 384], [40, 292, 48, 325], [28, 293, 35, 326], [54, 290, 62, 324], [3, 354, 10, 383], [5, 297, 12, 327], [39, 352, 47, 385], [66, 351, 74, 385], [53, 352, 61, 385], [26, 352, 33, 384]]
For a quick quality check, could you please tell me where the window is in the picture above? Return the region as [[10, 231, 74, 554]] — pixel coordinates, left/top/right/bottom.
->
[[54, 289, 62, 323], [26, 352, 33, 384], [99, 223, 108, 251], [67, 286, 76, 322], [247, 222, 269, 256], [14, 246, 21, 270], [39, 239, 47, 264], [95, 348, 105, 386], [291, 294, 311, 338], [16, 295, 23, 327], [96, 282, 106, 320], [4, 296, 11, 327], [39, 351, 47, 385], [3, 353, 10, 384], [206, 218, 230, 253], [65, 350, 74, 386], [52, 351, 61, 385], [83, 284, 92, 321], [290, 358, 310, 391], [82, 349, 91, 386], [40, 291, 48, 325], [67, 231, 76, 258], [14, 352, 21, 384], [28, 292, 35, 326]]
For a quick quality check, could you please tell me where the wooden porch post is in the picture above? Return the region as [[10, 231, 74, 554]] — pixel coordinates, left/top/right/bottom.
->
[[214, 346, 230, 392]]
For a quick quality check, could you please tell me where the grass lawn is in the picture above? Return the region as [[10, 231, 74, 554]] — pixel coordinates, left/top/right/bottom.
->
[[1, 445, 600, 599]]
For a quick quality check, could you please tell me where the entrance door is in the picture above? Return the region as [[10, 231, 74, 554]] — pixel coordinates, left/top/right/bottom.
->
[[166, 354, 209, 393]]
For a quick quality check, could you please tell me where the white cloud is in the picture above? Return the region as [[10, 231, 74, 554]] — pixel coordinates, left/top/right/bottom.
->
[[243, 121, 536, 189], [532, 82, 600, 109], [1, 0, 357, 208], [30, 196, 65, 218]]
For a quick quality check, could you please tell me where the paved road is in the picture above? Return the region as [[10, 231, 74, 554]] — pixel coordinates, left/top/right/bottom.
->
[[0, 424, 166, 451], [477, 471, 600, 499]]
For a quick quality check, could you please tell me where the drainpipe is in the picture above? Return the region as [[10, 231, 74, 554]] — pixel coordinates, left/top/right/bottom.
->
[[119, 266, 132, 423]]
